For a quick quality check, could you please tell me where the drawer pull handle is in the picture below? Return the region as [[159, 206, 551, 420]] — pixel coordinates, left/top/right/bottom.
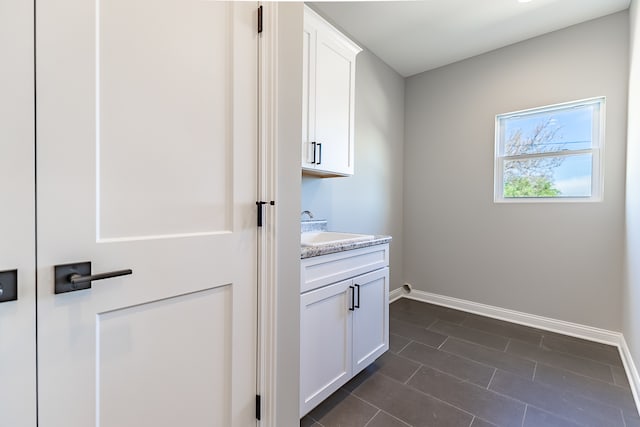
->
[[354, 284, 360, 308], [348, 285, 355, 311]]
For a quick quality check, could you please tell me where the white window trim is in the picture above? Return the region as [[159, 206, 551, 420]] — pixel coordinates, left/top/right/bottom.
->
[[493, 97, 606, 203]]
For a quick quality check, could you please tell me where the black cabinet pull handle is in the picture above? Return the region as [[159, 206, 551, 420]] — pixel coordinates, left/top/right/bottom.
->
[[311, 142, 317, 164], [348, 285, 355, 311], [317, 143, 322, 165], [354, 284, 360, 308]]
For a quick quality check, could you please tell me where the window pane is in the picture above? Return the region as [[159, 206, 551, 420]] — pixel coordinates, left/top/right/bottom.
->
[[503, 153, 592, 198], [503, 104, 594, 156]]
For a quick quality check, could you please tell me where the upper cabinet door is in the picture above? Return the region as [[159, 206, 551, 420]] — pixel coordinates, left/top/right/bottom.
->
[[302, 18, 317, 170], [302, 6, 361, 177], [0, 0, 36, 426]]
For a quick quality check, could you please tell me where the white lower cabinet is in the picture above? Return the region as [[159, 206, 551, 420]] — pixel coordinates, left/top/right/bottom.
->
[[352, 269, 389, 375], [300, 247, 389, 417], [300, 279, 353, 417]]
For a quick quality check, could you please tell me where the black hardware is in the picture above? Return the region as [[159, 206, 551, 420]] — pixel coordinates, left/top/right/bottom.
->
[[311, 142, 317, 164], [317, 143, 322, 165], [256, 201, 267, 227], [0, 269, 18, 303], [256, 201, 275, 227], [354, 284, 360, 309], [256, 394, 261, 420], [349, 285, 355, 311], [54, 262, 132, 294], [258, 5, 263, 34]]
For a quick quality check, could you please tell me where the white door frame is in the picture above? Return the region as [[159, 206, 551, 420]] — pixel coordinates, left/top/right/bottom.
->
[[257, 3, 304, 426]]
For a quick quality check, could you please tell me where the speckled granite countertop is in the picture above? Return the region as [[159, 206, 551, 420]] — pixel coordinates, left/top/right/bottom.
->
[[300, 219, 391, 258], [301, 235, 392, 259]]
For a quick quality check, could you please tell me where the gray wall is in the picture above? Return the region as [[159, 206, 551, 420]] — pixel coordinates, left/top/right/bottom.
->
[[301, 48, 405, 291], [624, 0, 640, 372], [404, 12, 629, 331]]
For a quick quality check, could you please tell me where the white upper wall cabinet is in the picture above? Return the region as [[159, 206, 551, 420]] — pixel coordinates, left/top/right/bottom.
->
[[302, 6, 362, 177]]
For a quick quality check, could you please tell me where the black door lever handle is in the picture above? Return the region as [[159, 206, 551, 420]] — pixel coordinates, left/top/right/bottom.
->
[[54, 262, 132, 294], [69, 269, 132, 285]]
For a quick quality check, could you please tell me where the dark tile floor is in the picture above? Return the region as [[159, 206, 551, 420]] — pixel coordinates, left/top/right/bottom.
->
[[300, 298, 640, 427]]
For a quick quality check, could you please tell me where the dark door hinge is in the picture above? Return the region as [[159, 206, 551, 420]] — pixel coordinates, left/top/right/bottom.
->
[[256, 201, 275, 227], [258, 5, 263, 34], [256, 201, 266, 227], [256, 394, 261, 420]]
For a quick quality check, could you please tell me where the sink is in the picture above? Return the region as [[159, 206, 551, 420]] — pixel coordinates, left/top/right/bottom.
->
[[301, 231, 375, 247]]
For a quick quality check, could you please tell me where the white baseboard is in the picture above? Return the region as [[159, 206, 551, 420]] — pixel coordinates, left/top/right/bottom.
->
[[619, 336, 640, 416], [397, 287, 640, 415], [405, 288, 621, 345], [389, 287, 404, 303]]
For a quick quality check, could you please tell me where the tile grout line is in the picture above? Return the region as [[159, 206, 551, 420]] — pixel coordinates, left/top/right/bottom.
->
[[532, 362, 537, 381], [487, 374, 626, 427], [349, 385, 414, 426], [487, 368, 498, 390], [362, 409, 381, 427], [404, 362, 424, 385], [437, 336, 449, 350], [432, 340, 532, 383], [533, 360, 632, 391], [411, 344, 504, 385], [537, 336, 624, 370], [503, 344, 618, 385], [426, 319, 510, 351], [371, 364, 481, 422], [378, 409, 414, 427], [349, 389, 385, 415], [309, 414, 324, 427], [396, 338, 414, 354], [521, 405, 528, 427]]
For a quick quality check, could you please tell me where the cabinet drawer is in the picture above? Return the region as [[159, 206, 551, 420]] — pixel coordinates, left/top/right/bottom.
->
[[301, 244, 389, 293]]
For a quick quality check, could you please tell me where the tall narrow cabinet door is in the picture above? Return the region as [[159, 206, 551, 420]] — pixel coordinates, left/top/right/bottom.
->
[[314, 31, 357, 175], [36, 2, 258, 426], [302, 19, 317, 169], [352, 268, 389, 375], [0, 0, 36, 425]]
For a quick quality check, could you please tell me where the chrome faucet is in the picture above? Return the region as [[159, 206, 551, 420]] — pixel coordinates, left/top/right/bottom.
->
[[301, 210, 314, 220]]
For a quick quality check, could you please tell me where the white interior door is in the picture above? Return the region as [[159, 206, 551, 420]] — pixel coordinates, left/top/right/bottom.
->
[[0, 1, 36, 426], [36, 1, 258, 426]]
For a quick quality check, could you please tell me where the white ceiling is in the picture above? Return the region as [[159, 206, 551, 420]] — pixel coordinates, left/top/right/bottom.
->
[[310, 0, 631, 77]]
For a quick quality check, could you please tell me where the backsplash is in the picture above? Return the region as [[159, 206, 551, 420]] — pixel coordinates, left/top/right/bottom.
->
[[301, 220, 328, 233]]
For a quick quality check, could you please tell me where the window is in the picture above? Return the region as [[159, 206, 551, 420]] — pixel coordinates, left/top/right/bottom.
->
[[494, 97, 605, 202]]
